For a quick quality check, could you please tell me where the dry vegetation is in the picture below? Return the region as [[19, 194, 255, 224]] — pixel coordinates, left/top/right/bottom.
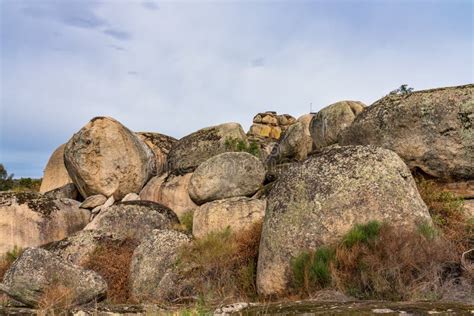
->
[[37, 283, 75, 314], [82, 238, 139, 304], [0, 246, 23, 281], [290, 179, 473, 301], [176, 222, 262, 305]]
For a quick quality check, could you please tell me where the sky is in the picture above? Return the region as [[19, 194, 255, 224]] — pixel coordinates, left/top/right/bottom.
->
[[0, 0, 473, 178]]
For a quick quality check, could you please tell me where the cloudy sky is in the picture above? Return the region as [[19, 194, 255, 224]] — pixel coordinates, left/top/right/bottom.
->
[[0, 0, 472, 177]]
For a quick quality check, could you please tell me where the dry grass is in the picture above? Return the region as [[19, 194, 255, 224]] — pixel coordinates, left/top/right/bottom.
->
[[332, 224, 458, 300], [82, 238, 138, 304], [37, 284, 75, 314], [176, 221, 262, 305], [416, 179, 473, 254]]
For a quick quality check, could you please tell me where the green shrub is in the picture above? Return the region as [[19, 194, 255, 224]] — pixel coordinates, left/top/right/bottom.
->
[[291, 246, 335, 293], [342, 221, 382, 248], [180, 211, 194, 235], [224, 137, 260, 157]]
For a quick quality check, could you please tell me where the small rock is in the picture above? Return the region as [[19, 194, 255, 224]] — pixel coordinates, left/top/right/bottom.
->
[[84, 200, 179, 240], [122, 193, 140, 202], [80, 194, 107, 209]]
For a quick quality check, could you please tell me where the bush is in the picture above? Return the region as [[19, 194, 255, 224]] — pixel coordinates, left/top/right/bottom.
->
[[177, 222, 262, 305], [224, 138, 260, 157], [82, 238, 138, 303]]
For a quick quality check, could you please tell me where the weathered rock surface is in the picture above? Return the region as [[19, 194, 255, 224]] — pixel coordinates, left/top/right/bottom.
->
[[167, 122, 247, 174], [0, 248, 107, 307], [39, 144, 74, 194], [0, 192, 90, 255], [136, 132, 177, 176], [267, 121, 313, 164], [84, 200, 178, 240], [44, 183, 78, 200], [257, 145, 432, 295], [80, 194, 107, 209], [130, 229, 190, 302], [140, 173, 197, 218], [193, 197, 266, 238], [340, 85, 474, 181], [189, 152, 265, 204], [64, 117, 155, 200], [249, 112, 296, 140], [310, 101, 365, 150], [45, 230, 120, 266]]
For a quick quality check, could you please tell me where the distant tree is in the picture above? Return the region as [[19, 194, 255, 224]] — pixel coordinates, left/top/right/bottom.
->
[[0, 164, 14, 191], [390, 84, 414, 95]]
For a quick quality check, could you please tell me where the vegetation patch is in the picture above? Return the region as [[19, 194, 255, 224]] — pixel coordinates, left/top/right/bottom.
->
[[0, 246, 23, 280], [224, 137, 260, 157], [82, 238, 139, 304], [176, 222, 262, 306], [341, 221, 382, 248], [290, 219, 469, 301], [174, 211, 194, 235], [37, 283, 75, 313]]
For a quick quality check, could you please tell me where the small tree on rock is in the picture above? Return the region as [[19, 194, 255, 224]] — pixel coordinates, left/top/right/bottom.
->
[[390, 84, 414, 95]]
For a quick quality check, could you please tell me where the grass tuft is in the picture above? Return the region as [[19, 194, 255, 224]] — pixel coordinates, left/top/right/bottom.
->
[[342, 221, 382, 248]]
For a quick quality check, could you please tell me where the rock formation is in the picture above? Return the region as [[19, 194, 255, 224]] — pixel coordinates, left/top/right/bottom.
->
[[188, 152, 265, 205], [0, 192, 90, 255], [340, 84, 473, 181], [130, 229, 190, 302], [39, 144, 74, 194], [84, 200, 179, 240], [0, 248, 107, 307], [192, 197, 265, 238], [64, 117, 155, 200], [136, 132, 177, 176], [310, 101, 365, 150], [167, 122, 247, 175], [140, 173, 197, 218], [257, 145, 432, 295]]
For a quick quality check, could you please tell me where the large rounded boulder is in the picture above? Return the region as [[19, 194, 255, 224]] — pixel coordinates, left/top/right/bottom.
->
[[130, 229, 191, 302], [39, 144, 74, 194], [193, 197, 266, 238], [310, 101, 365, 150], [136, 132, 177, 176], [0, 248, 107, 307], [64, 117, 154, 200], [340, 84, 474, 181], [167, 122, 247, 174], [257, 145, 432, 296], [140, 173, 197, 218], [0, 192, 90, 255], [84, 200, 179, 240], [266, 121, 313, 165], [188, 152, 265, 204]]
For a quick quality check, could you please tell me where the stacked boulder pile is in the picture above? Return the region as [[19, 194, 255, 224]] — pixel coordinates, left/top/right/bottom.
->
[[0, 84, 473, 308]]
